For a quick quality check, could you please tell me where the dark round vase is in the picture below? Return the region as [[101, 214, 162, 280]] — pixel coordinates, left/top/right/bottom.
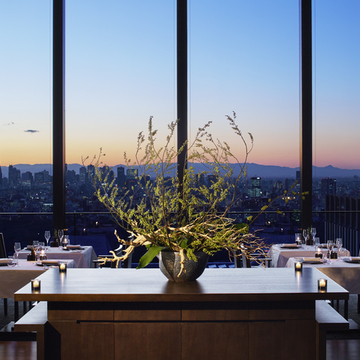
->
[[159, 250, 209, 282]]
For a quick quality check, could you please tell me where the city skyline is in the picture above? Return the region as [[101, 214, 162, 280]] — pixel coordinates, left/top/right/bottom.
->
[[1, 1, 359, 169], [2, 161, 360, 180]]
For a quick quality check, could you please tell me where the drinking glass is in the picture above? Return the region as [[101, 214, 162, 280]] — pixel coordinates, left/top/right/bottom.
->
[[44, 231, 51, 247], [302, 228, 308, 240], [335, 238, 343, 249], [14, 242, 21, 266], [7, 256, 17, 267], [311, 227, 317, 239], [327, 240, 334, 259], [314, 237, 320, 247], [64, 235, 70, 246], [58, 229, 64, 244], [32, 240, 39, 251]]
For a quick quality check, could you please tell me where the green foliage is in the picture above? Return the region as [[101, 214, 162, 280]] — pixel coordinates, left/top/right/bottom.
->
[[83, 112, 302, 268]]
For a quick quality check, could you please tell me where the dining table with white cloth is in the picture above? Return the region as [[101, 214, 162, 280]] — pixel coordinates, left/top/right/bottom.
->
[[17, 245, 97, 268], [286, 257, 360, 294], [0, 258, 75, 299], [268, 243, 350, 267]]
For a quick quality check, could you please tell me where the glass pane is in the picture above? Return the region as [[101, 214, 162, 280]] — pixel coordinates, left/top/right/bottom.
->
[[0, 2, 52, 253], [189, 1, 300, 245], [314, 1, 360, 253], [0, 2, 52, 168], [66, 0, 176, 168]]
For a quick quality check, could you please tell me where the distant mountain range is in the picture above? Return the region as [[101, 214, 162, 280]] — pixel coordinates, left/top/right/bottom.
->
[[2, 163, 360, 179]]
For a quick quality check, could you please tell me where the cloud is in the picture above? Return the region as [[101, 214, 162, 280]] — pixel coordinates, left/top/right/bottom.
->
[[3, 122, 14, 126], [24, 129, 39, 133]]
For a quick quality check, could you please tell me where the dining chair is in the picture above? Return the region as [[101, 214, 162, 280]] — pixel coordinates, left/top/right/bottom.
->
[[236, 246, 272, 268], [0, 233, 6, 258], [93, 244, 124, 268]]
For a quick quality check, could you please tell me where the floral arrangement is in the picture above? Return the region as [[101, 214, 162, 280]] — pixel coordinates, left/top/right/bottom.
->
[[83, 113, 300, 273]]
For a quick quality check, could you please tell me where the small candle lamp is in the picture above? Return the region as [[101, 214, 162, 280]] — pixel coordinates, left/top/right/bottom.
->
[[315, 248, 323, 259], [59, 262, 67, 273], [31, 279, 41, 293], [318, 279, 327, 293], [295, 261, 303, 272], [39, 250, 47, 261]]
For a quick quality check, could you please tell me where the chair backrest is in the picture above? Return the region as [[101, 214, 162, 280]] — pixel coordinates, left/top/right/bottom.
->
[[241, 253, 251, 268], [0, 233, 7, 258]]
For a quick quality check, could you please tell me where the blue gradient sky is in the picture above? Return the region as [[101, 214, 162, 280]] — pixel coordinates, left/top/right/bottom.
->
[[1, 0, 359, 169]]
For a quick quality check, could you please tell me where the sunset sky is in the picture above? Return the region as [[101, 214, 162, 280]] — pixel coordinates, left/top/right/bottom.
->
[[1, 0, 359, 170]]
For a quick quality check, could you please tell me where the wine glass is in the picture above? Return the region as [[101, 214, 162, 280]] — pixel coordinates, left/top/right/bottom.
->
[[32, 240, 39, 251], [58, 230, 64, 245], [336, 238, 343, 256], [44, 231, 51, 247], [327, 240, 334, 259], [302, 229, 309, 247], [64, 235, 70, 246], [14, 242, 21, 266], [314, 237, 320, 247], [302, 229, 308, 239], [311, 227, 316, 239]]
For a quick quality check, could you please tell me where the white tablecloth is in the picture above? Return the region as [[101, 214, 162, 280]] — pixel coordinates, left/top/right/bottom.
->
[[286, 257, 360, 294], [17, 246, 97, 268], [0, 259, 75, 299], [268, 244, 350, 268]]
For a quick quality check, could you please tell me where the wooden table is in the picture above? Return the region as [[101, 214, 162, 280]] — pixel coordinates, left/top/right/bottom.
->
[[14, 267, 349, 360], [0, 259, 75, 299], [287, 257, 360, 318], [0, 259, 75, 321]]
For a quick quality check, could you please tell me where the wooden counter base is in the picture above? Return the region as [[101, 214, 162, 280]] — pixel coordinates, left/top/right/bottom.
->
[[14, 268, 349, 360]]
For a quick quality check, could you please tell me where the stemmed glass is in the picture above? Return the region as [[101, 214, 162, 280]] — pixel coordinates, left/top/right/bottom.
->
[[58, 230, 64, 245], [32, 240, 39, 251], [327, 240, 334, 260], [311, 227, 316, 239], [302, 229, 309, 247], [336, 238, 343, 257], [14, 242, 21, 266], [44, 231, 51, 248]]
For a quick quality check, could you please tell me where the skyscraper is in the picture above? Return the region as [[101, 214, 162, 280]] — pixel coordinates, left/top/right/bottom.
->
[[8, 165, 20, 187], [248, 177, 262, 198], [117, 166, 125, 190]]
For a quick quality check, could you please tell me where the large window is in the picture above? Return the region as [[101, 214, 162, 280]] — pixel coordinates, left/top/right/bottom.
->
[[0, 2, 52, 198], [1, 1, 360, 253], [65, 1, 176, 169]]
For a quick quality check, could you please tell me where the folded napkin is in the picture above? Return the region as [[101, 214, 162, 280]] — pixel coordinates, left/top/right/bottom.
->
[[281, 243, 299, 248], [343, 257, 360, 263], [303, 257, 323, 263], [41, 260, 60, 265], [67, 245, 81, 250], [0, 258, 11, 264]]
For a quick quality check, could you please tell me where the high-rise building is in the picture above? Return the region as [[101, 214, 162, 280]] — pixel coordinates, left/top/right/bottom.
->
[[66, 169, 76, 184], [117, 167, 125, 189], [248, 176, 262, 198], [321, 178, 336, 196], [8, 165, 20, 186], [34, 170, 50, 184]]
